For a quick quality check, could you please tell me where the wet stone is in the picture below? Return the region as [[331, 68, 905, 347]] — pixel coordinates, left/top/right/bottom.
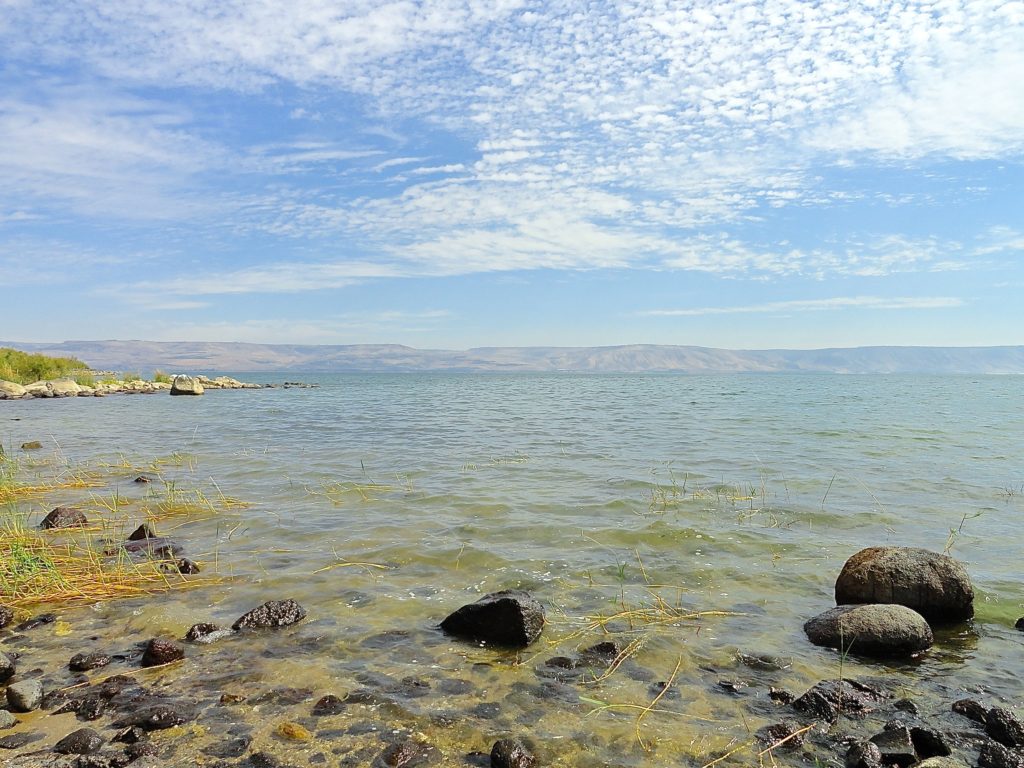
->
[[184, 623, 234, 644], [141, 638, 184, 667], [76, 694, 107, 721], [0, 650, 14, 682], [41, 506, 88, 529], [0, 605, 12, 628], [952, 698, 988, 724], [846, 740, 884, 768], [0, 731, 44, 749], [17, 612, 57, 631], [979, 742, 1024, 768], [128, 524, 156, 540], [870, 724, 917, 767], [648, 681, 682, 700], [125, 742, 160, 762], [116, 704, 191, 730], [470, 703, 502, 719], [440, 590, 545, 648], [202, 736, 253, 758], [436, 678, 475, 696], [755, 720, 806, 749], [894, 698, 920, 714], [389, 677, 432, 698], [738, 652, 789, 671], [769, 687, 795, 705], [793, 679, 887, 722], [1016, 617, 1024, 631], [164, 557, 200, 574], [233, 599, 307, 630], [378, 738, 438, 768], [312, 695, 347, 716], [0, 711, 17, 729], [987, 708, 1024, 748], [717, 679, 747, 694], [911, 726, 953, 758], [54, 727, 105, 755], [490, 739, 536, 768], [133, 476, 152, 484], [70, 652, 112, 672], [112, 726, 146, 744], [579, 641, 621, 664], [251, 687, 314, 706]]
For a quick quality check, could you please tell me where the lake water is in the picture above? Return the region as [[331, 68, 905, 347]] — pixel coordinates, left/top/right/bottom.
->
[[2, 373, 1022, 766]]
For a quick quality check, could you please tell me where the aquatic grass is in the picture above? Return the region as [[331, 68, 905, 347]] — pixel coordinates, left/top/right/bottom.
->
[[141, 479, 248, 520]]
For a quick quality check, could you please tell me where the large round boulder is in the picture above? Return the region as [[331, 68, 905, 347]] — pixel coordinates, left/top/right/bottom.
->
[[169, 375, 204, 396], [804, 604, 933, 657], [835, 547, 973, 623]]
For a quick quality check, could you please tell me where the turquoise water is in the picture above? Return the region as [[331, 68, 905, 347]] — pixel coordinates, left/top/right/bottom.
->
[[2, 373, 1022, 765]]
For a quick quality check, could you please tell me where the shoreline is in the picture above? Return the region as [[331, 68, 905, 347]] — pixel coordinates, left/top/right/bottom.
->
[[0, 374, 316, 401]]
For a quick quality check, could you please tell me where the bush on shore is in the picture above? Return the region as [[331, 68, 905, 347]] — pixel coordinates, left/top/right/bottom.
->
[[0, 348, 90, 385]]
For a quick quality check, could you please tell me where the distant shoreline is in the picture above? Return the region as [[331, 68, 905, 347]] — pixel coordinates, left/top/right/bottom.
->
[[3, 340, 1024, 375]]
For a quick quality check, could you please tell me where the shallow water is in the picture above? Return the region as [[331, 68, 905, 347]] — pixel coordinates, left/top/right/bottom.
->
[[2, 374, 1022, 766]]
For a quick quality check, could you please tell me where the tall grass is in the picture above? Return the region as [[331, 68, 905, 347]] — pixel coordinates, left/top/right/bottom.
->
[[0, 347, 90, 384]]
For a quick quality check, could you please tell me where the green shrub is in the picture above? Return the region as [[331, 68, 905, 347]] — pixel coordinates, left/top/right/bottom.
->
[[121, 371, 142, 382], [0, 348, 90, 385], [152, 370, 172, 384]]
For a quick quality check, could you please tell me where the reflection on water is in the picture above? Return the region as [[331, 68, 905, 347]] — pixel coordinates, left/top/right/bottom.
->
[[2, 374, 1023, 765]]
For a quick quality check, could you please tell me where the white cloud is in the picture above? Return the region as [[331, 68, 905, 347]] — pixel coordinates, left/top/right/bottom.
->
[[643, 296, 965, 317]]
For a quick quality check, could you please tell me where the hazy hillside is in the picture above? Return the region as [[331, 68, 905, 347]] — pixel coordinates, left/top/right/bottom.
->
[[3, 340, 1024, 374]]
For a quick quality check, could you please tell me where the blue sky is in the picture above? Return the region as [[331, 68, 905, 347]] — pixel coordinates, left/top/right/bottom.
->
[[1, 0, 1022, 349]]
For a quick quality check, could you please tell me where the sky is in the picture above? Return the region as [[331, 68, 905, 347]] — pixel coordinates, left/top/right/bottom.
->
[[1, 0, 1023, 350]]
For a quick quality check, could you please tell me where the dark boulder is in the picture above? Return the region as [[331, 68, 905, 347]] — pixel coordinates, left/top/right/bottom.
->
[[755, 720, 805, 749], [846, 740, 883, 768], [869, 724, 916, 767], [490, 739, 536, 768], [440, 590, 544, 648], [232, 599, 307, 630], [69, 652, 111, 672], [792, 679, 887, 722], [911, 726, 952, 758], [979, 742, 1024, 768], [41, 506, 88, 529], [16, 612, 57, 630], [0, 605, 12, 628], [834, 547, 973, 623], [141, 638, 184, 667], [377, 738, 437, 768], [53, 728, 105, 755], [110, 537, 184, 558], [1016, 617, 1024, 631], [952, 698, 988, 724], [127, 524, 156, 540], [162, 557, 200, 574], [987, 708, 1024, 748], [803, 604, 933, 657]]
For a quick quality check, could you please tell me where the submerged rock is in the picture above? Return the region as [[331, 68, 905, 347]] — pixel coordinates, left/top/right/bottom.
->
[[141, 638, 184, 667], [69, 652, 112, 672], [233, 599, 307, 630], [53, 728, 104, 755], [755, 720, 806, 749], [40, 506, 88, 529], [792, 679, 887, 722], [440, 590, 545, 648], [184, 623, 234, 644], [378, 738, 437, 768], [803, 604, 933, 656], [834, 547, 974, 623], [490, 738, 536, 768], [16, 612, 57, 630], [6, 679, 44, 711], [115, 704, 191, 730], [127, 524, 156, 541]]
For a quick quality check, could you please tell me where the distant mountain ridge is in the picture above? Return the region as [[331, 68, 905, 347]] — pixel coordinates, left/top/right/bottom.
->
[[3, 340, 1024, 374]]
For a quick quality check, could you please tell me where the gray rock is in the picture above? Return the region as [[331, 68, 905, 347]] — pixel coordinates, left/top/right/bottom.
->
[[0, 650, 15, 682], [0, 711, 17, 729], [49, 379, 81, 397], [916, 759, 969, 768], [834, 546, 974, 623], [0, 605, 12, 628], [53, 728, 104, 754], [987, 707, 1024, 748], [804, 604, 933, 656], [440, 590, 545, 648], [232, 599, 307, 630], [490, 738, 536, 768], [0, 380, 27, 398], [169, 375, 204, 395], [40, 506, 88, 529], [6, 678, 44, 711]]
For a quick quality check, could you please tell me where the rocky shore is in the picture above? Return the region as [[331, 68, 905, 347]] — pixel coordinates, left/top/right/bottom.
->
[[0, 375, 316, 400], [2, 539, 1022, 768]]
